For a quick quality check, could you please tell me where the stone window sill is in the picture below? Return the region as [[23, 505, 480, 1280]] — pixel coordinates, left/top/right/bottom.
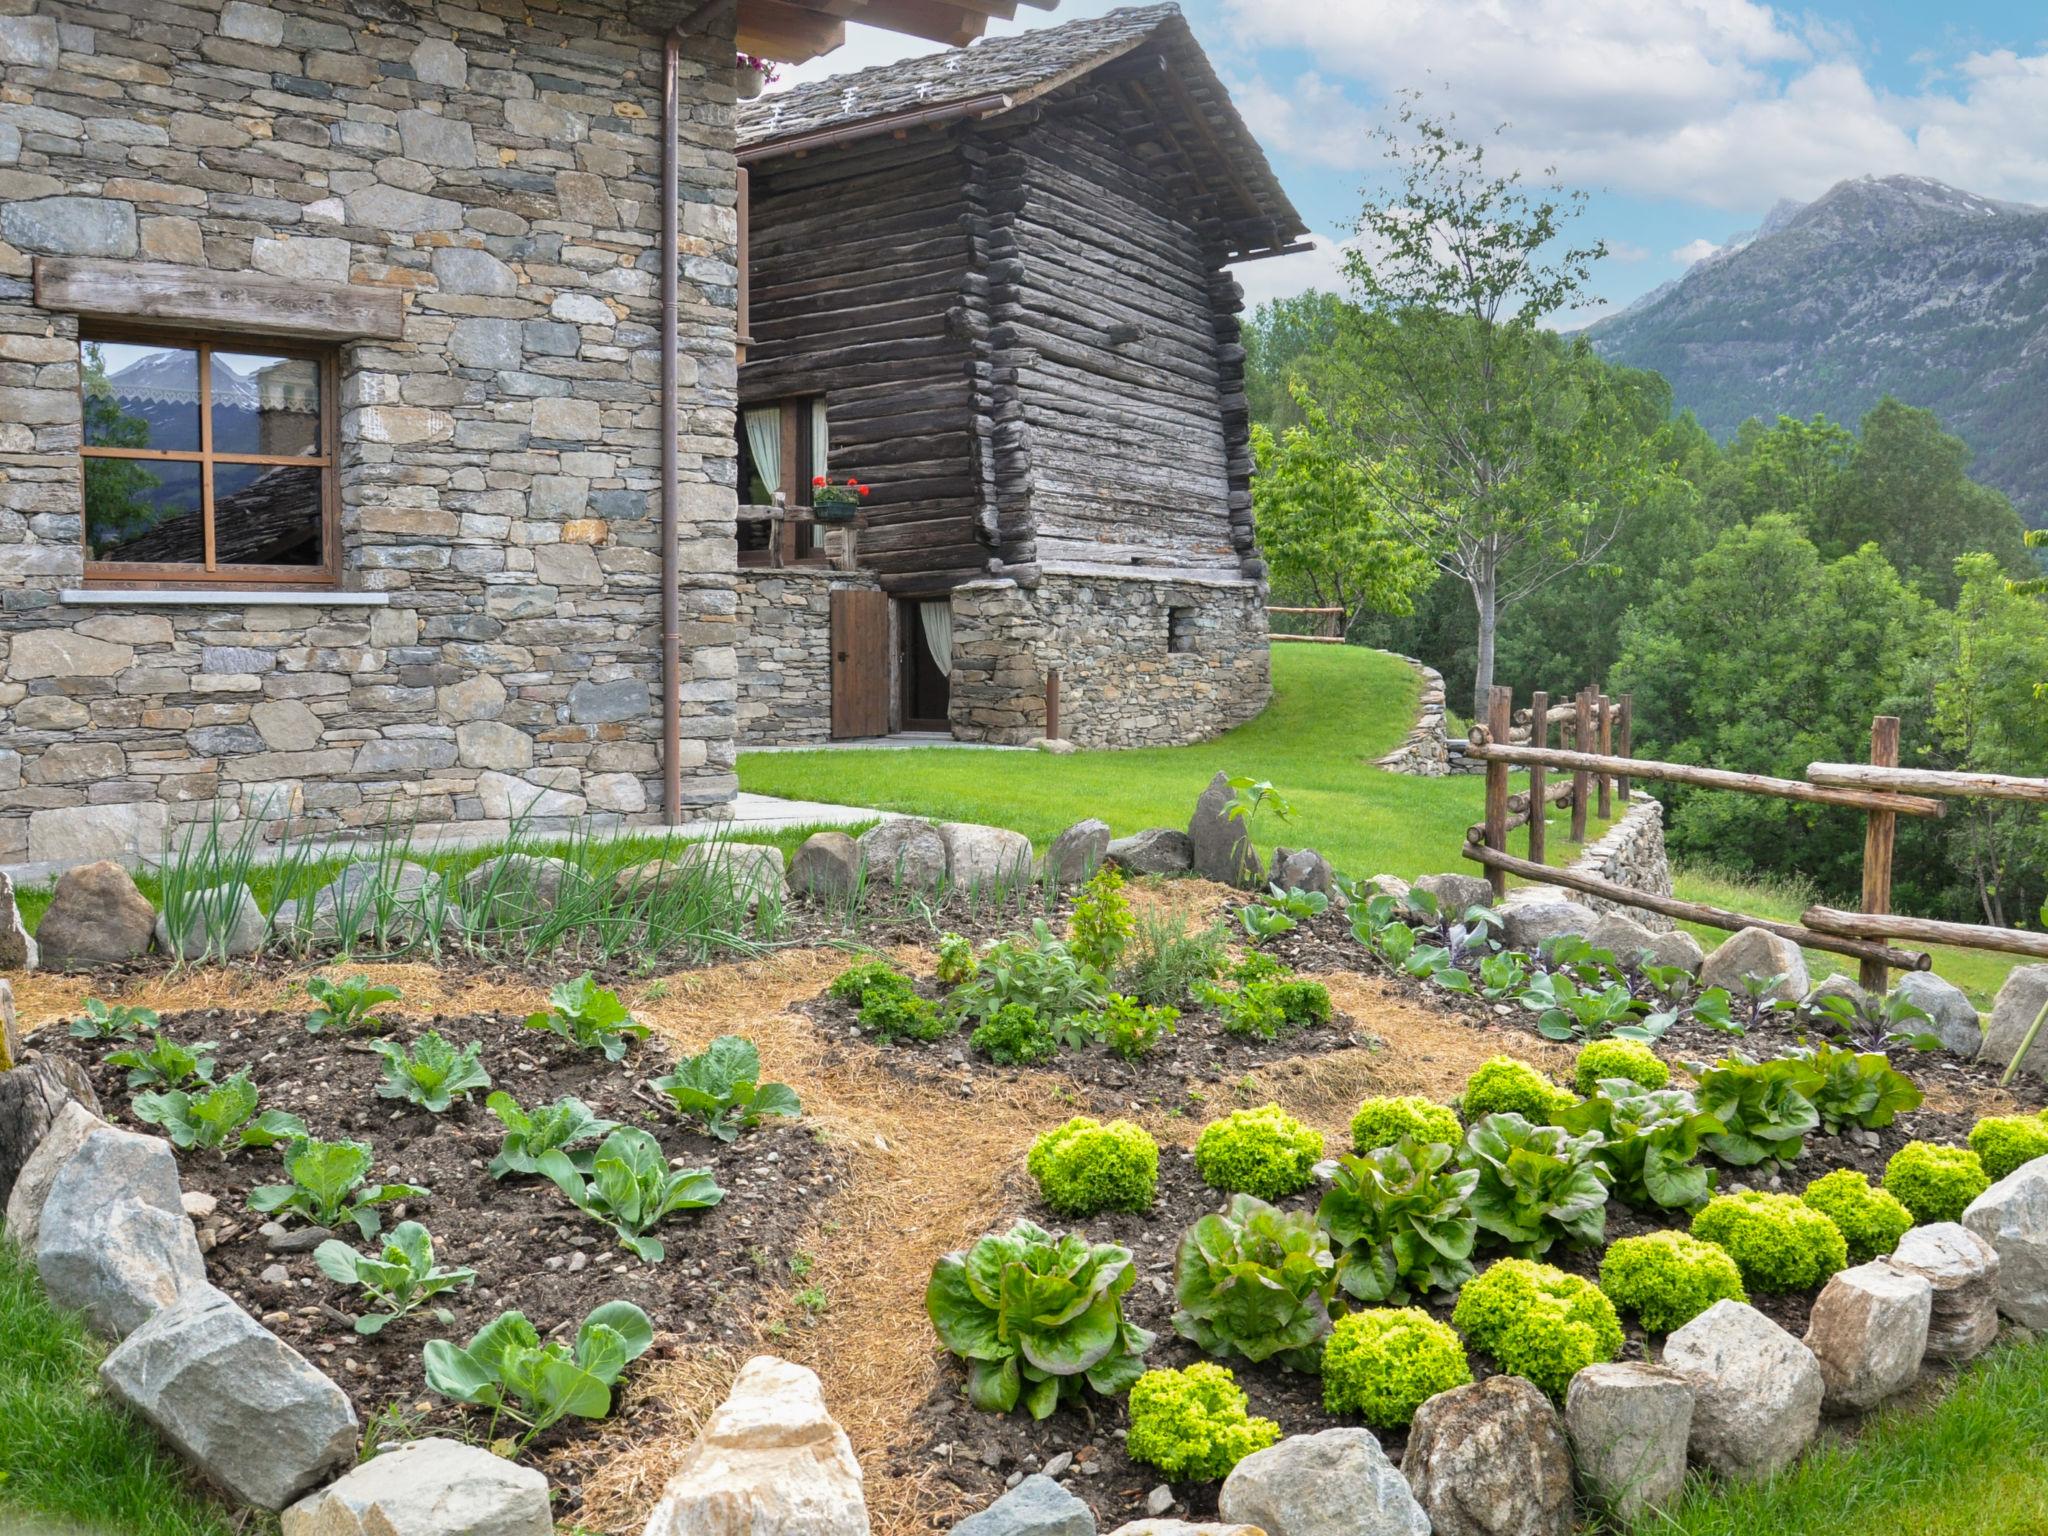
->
[[60, 589, 391, 608]]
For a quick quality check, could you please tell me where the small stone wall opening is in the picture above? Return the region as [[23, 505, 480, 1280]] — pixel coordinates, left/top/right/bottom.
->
[[1167, 606, 1197, 655]]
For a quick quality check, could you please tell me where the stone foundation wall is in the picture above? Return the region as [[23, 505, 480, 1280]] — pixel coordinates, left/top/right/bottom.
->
[[948, 571, 1268, 748], [1567, 792, 1675, 931], [0, 0, 743, 870], [733, 568, 879, 746]]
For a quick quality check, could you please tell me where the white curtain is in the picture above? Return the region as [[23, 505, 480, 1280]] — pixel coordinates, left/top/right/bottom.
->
[[920, 600, 953, 677], [807, 398, 831, 552], [743, 407, 782, 503]]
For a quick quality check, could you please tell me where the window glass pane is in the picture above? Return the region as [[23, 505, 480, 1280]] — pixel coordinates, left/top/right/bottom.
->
[[213, 461, 325, 566], [85, 459, 203, 562], [82, 341, 200, 452], [213, 352, 320, 457]]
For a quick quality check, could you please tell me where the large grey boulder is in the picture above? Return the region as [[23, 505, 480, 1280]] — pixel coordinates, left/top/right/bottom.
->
[[1401, 1375, 1572, 1536], [1409, 872, 1492, 917], [1042, 820, 1112, 886], [950, 1474, 1094, 1536], [0, 976, 14, 1070], [1105, 828, 1192, 876], [1187, 772, 1260, 888], [857, 818, 947, 891], [101, 1285, 359, 1510], [1499, 890, 1597, 953], [1218, 1427, 1428, 1536], [1564, 1362, 1693, 1523], [155, 884, 267, 960], [1270, 847, 1338, 901], [281, 1436, 551, 1536], [4, 1098, 106, 1246], [1893, 972, 1982, 1058], [1697, 926, 1809, 1004], [1890, 1223, 2002, 1360], [789, 831, 865, 901], [301, 860, 444, 940], [1802, 1261, 1932, 1413], [1587, 913, 1702, 974], [1980, 965, 2048, 1078], [35, 859, 156, 968], [618, 843, 785, 910], [641, 1355, 866, 1536], [0, 1056, 98, 1214], [1661, 1300, 1824, 1480], [1803, 973, 1869, 1014], [1359, 873, 1412, 909], [939, 822, 1035, 891], [0, 868, 36, 971], [459, 854, 571, 928], [1964, 1156, 2048, 1327]]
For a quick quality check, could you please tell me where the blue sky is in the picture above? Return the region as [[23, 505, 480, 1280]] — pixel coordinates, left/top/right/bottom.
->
[[776, 0, 2048, 325]]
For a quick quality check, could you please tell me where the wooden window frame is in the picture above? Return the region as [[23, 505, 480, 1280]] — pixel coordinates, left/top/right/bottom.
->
[[78, 326, 341, 590], [736, 394, 829, 570]]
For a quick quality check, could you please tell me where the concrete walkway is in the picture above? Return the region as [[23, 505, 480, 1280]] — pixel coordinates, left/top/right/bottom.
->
[[687, 792, 890, 834]]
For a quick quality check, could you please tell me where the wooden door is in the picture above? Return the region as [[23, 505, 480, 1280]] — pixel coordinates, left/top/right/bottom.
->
[[830, 587, 892, 739]]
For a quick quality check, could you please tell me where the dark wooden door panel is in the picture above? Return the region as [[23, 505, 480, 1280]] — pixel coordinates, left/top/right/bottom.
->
[[830, 587, 891, 739]]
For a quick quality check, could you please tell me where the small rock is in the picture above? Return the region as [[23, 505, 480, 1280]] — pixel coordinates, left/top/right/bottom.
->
[[789, 831, 864, 900], [0, 869, 36, 972], [1042, 819, 1112, 885], [34, 860, 156, 969], [1891, 1222, 2002, 1360], [280, 1436, 540, 1536], [1964, 1156, 2048, 1326], [1270, 847, 1339, 901], [1661, 1300, 1824, 1481], [1042, 1451, 1073, 1479], [1697, 927, 1809, 1005], [1105, 828, 1193, 876], [260, 1264, 291, 1290], [1803, 1261, 1933, 1413], [1564, 1362, 1693, 1523], [1219, 1428, 1429, 1536], [950, 1473, 1094, 1536], [1146, 1485, 1176, 1516], [1402, 1375, 1572, 1536], [180, 1190, 218, 1221], [1034, 738, 1080, 755], [267, 1225, 335, 1255], [1107, 1525, 1262, 1536]]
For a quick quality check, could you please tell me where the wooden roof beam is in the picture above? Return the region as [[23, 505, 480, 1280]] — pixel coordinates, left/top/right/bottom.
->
[[736, 0, 846, 61], [845, 0, 987, 45]]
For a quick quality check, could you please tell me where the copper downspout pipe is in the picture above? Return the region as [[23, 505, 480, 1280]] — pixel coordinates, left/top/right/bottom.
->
[[661, 26, 682, 825]]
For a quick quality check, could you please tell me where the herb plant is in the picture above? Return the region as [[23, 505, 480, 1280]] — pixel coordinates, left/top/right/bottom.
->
[[1087, 994, 1178, 1060], [315, 1220, 476, 1334], [829, 961, 912, 1006], [925, 1220, 1155, 1418], [1458, 1112, 1609, 1256], [935, 932, 976, 986], [304, 973, 402, 1035], [1172, 1193, 1338, 1371], [970, 1002, 1059, 1065], [947, 921, 1107, 1030], [524, 974, 650, 1063], [132, 1070, 307, 1153], [372, 1032, 493, 1113], [69, 999, 158, 1042], [861, 989, 951, 1043], [105, 1032, 217, 1092], [538, 1126, 724, 1262], [248, 1136, 427, 1239], [1067, 866, 1134, 974], [1316, 1136, 1480, 1303], [422, 1301, 654, 1445], [648, 1035, 800, 1141], [1118, 911, 1228, 1008], [485, 1090, 619, 1179]]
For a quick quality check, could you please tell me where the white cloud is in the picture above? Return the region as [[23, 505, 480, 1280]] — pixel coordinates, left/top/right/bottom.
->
[[1605, 240, 1652, 263], [1228, 231, 1355, 311], [1671, 237, 1723, 265]]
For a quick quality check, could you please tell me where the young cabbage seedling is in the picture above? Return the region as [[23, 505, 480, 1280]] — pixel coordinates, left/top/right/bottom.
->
[[647, 1035, 801, 1143], [247, 1136, 428, 1240], [315, 1220, 476, 1334], [304, 973, 403, 1035], [132, 1069, 307, 1153], [421, 1301, 653, 1446], [536, 1126, 723, 1262], [105, 1032, 217, 1092], [69, 999, 159, 1043], [372, 1032, 492, 1113], [485, 1090, 619, 1179], [523, 974, 651, 1063]]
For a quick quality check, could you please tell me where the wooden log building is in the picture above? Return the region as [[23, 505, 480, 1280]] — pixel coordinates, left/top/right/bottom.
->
[[732, 4, 1307, 747]]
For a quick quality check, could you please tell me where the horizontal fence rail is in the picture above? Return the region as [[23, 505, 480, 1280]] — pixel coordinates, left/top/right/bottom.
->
[[1806, 763, 2048, 805], [1802, 907, 2048, 961]]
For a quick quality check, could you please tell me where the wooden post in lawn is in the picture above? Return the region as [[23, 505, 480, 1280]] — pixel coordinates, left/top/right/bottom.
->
[[1571, 687, 1592, 843], [1485, 686, 1514, 902], [1596, 693, 1613, 821], [1859, 714, 1902, 994], [1528, 691, 1549, 866], [1616, 693, 1633, 802], [1045, 667, 1061, 744]]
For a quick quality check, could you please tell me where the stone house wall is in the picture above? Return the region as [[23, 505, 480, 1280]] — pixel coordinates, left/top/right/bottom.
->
[[0, 0, 742, 871], [732, 566, 879, 746], [948, 572, 1269, 748]]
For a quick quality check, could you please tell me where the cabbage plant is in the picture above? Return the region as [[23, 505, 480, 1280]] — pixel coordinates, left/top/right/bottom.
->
[[372, 1031, 492, 1113], [648, 1035, 799, 1142], [1791, 1042, 1924, 1133], [1557, 1080, 1722, 1211], [485, 1090, 619, 1179], [132, 1069, 305, 1153], [925, 1220, 1154, 1419], [1173, 1193, 1337, 1371], [315, 1220, 475, 1334], [423, 1301, 653, 1446], [1459, 1112, 1610, 1256], [248, 1136, 427, 1239], [1316, 1136, 1479, 1303], [524, 974, 650, 1063], [537, 1126, 723, 1262], [1687, 1053, 1822, 1166]]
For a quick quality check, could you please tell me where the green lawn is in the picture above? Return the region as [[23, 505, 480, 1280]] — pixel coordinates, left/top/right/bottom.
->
[[1647, 1338, 2048, 1536], [741, 645, 2018, 1006]]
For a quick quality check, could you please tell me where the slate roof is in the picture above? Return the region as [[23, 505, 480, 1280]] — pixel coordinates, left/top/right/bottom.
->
[[738, 4, 1304, 255]]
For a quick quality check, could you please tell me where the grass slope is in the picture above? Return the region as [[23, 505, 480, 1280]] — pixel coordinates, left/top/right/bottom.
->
[[741, 646, 2017, 1005], [0, 1241, 252, 1536]]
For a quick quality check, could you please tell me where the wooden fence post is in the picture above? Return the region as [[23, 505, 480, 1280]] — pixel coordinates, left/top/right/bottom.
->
[[1571, 688, 1592, 843], [1528, 691, 1549, 866], [1485, 686, 1513, 902], [1616, 693, 1633, 802], [1859, 714, 1901, 994], [1596, 693, 1613, 821], [1045, 668, 1061, 744]]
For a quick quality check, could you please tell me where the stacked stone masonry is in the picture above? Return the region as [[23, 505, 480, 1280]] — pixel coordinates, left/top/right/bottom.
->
[[1373, 653, 1450, 776], [1567, 792, 1676, 931], [0, 0, 744, 867], [732, 567, 878, 747], [947, 571, 1268, 748]]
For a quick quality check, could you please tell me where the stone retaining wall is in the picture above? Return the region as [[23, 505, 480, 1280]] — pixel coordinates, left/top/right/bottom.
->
[[947, 571, 1268, 748], [1372, 653, 1451, 776], [733, 568, 879, 746], [0, 0, 744, 869], [1566, 791, 1675, 931]]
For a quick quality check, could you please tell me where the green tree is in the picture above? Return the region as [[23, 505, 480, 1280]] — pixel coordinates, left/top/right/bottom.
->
[[1325, 100, 1660, 719], [1244, 290, 1352, 432], [1251, 400, 1433, 637]]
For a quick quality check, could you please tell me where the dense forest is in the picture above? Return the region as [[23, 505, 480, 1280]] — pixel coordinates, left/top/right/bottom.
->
[[1246, 285, 2048, 931]]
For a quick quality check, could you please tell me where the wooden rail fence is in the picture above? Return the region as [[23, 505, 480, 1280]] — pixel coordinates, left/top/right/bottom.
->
[[1266, 605, 1344, 644]]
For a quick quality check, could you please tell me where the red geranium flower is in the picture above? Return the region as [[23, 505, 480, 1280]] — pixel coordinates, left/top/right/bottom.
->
[[812, 475, 826, 487], [858, 484, 870, 496]]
